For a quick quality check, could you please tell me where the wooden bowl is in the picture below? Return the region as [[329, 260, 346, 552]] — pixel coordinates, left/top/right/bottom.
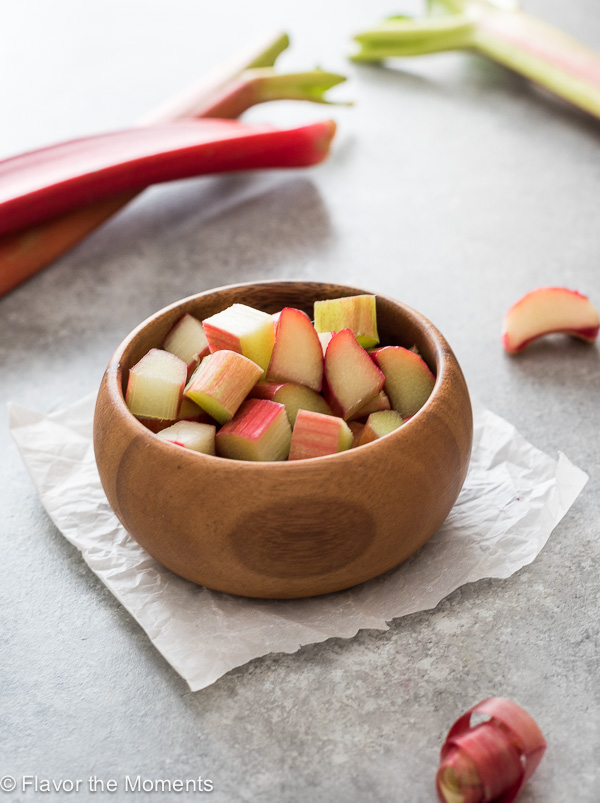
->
[[94, 281, 473, 599]]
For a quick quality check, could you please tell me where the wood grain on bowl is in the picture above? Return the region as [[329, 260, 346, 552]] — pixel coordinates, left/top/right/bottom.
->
[[94, 281, 473, 599]]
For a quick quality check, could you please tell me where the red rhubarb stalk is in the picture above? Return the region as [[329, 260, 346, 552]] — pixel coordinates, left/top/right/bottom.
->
[[0, 193, 136, 296], [0, 119, 336, 239], [0, 31, 345, 297], [0, 31, 285, 297], [436, 697, 546, 803]]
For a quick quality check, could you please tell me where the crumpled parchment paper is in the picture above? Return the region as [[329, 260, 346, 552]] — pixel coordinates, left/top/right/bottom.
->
[[8, 394, 588, 691]]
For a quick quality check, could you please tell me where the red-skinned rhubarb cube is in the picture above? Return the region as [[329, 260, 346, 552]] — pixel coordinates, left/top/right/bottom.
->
[[266, 306, 323, 391], [323, 329, 385, 420], [203, 303, 275, 375], [157, 420, 216, 454], [162, 313, 210, 378], [288, 409, 353, 460], [371, 346, 435, 419], [314, 294, 379, 348], [126, 348, 187, 421], [250, 380, 332, 426], [216, 399, 292, 461], [358, 410, 404, 446], [184, 350, 262, 424]]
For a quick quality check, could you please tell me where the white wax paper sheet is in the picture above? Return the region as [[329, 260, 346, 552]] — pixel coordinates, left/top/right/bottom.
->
[[8, 395, 588, 691]]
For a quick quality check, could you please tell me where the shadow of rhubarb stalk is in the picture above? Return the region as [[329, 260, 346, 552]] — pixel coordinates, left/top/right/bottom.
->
[[0, 175, 333, 358]]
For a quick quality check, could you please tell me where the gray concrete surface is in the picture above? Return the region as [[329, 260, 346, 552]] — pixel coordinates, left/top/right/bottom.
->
[[1, 1, 599, 800]]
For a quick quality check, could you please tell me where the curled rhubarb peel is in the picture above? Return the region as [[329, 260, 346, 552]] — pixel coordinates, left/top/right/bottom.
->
[[352, 0, 600, 122], [0, 31, 346, 297], [0, 119, 336, 239], [436, 698, 547, 803]]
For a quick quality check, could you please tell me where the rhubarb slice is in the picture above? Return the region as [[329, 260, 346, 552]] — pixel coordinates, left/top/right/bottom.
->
[[314, 294, 379, 348], [371, 346, 435, 419], [358, 410, 404, 446], [288, 409, 353, 460], [249, 381, 332, 426], [502, 286, 600, 354], [323, 329, 385, 420], [203, 302, 276, 376], [125, 348, 187, 421], [184, 350, 262, 424], [216, 399, 292, 461], [163, 313, 210, 377], [156, 420, 216, 455], [267, 306, 324, 391]]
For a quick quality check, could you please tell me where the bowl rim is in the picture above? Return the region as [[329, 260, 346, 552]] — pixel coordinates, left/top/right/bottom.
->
[[100, 279, 458, 468]]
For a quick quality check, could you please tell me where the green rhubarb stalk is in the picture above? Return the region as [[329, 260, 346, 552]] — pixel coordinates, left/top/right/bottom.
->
[[249, 68, 347, 104], [353, 0, 600, 122], [353, 14, 478, 59], [139, 30, 291, 123], [197, 68, 348, 119], [143, 33, 347, 122]]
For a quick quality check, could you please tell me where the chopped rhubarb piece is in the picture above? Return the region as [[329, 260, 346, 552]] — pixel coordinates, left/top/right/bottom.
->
[[436, 698, 546, 803], [350, 390, 391, 420], [250, 381, 332, 426], [216, 399, 292, 461], [323, 329, 385, 420], [156, 420, 216, 455], [502, 286, 600, 354], [358, 410, 404, 446], [184, 350, 262, 424], [371, 346, 435, 419], [163, 313, 210, 377], [203, 303, 275, 375], [266, 306, 324, 391], [288, 409, 353, 460], [126, 348, 187, 421], [314, 294, 379, 348]]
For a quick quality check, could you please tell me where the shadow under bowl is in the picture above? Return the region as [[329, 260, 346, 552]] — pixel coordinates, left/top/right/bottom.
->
[[93, 280, 473, 599]]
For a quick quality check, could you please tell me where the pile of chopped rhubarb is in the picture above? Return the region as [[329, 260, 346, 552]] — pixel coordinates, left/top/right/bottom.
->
[[125, 294, 436, 461]]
